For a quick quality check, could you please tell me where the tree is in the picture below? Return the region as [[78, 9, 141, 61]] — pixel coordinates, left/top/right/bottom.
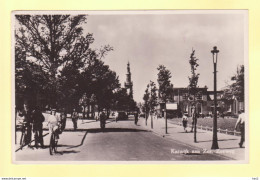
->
[[15, 15, 114, 109], [80, 58, 120, 112], [230, 65, 244, 102], [221, 65, 245, 112], [15, 46, 50, 109], [15, 15, 94, 107], [187, 49, 200, 143], [149, 81, 158, 113], [149, 81, 158, 129], [188, 49, 200, 97], [79, 93, 88, 119], [143, 84, 150, 125], [142, 81, 158, 127], [157, 65, 174, 105]]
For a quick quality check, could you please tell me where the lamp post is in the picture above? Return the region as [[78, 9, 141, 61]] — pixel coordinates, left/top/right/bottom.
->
[[211, 46, 219, 149]]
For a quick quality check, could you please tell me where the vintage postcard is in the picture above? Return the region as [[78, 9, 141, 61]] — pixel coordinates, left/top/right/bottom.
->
[[12, 10, 248, 163]]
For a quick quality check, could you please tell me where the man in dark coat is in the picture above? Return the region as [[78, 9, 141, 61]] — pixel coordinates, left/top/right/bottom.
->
[[32, 106, 45, 148], [60, 108, 67, 131], [71, 108, 79, 130]]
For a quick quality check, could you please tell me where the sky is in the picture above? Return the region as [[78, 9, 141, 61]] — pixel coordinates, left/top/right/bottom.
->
[[83, 11, 246, 103]]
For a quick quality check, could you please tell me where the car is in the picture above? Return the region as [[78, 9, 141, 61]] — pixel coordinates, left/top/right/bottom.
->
[[139, 113, 145, 118], [117, 111, 128, 120]]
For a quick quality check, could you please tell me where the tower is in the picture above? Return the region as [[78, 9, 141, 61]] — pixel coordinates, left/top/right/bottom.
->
[[124, 62, 133, 98]]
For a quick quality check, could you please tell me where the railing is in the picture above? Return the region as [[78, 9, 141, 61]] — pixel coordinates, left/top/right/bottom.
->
[[172, 122, 241, 136]]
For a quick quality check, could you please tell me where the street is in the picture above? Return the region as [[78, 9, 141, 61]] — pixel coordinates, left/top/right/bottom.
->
[[15, 116, 230, 161]]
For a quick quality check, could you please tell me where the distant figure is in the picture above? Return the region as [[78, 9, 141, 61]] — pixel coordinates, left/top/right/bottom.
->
[[94, 111, 99, 121], [32, 106, 45, 148], [115, 111, 119, 122], [235, 110, 245, 148], [134, 112, 138, 125], [60, 108, 67, 131], [182, 113, 188, 132], [99, 110, 106, 130], [71, 109, 79, 130]]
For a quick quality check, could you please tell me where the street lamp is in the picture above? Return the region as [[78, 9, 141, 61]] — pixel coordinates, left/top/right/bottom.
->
[[211, 46, 219, 149]]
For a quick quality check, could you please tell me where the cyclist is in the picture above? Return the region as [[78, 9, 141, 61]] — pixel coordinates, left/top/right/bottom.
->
[[47, 109, 61, 140]]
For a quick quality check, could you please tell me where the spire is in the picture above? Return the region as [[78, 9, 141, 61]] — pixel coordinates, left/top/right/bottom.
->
[[125, 62, 133, 98]]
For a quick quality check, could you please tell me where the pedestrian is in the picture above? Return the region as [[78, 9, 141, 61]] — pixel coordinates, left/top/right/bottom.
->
[[134, 112, 138, 125], [94, 111, 99, 121], [190, 106, 197, 133], [182, 113, 188, 132], [19, 103, 33, 148], [32, 106, 45, 148], [60, 108, 67, 131], [71, 108, 79, 130], [99, 110, 106, 130], [235, 110, 245, 148], [115, 111, 118, 122]]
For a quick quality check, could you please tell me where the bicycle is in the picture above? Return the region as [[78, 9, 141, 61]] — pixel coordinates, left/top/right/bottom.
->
[[49, 125, 61, 155], [19, 122, 30, 149]]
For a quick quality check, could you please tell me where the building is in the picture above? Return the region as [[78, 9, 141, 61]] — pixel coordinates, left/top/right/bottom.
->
[[157, 86, 243, 118]]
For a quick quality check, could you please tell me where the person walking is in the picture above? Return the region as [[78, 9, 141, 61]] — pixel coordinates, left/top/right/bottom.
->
[[71, 108, 79, 130], [32, 106, 45, 148], [99, 110, 106, 130], [94, 111, 99, 121], [235, 110, 245, 148], [182, 113, 188, 132], [134, 112, 138, 125], [60, 108, 67, 131], [115, 111, 118, 122]]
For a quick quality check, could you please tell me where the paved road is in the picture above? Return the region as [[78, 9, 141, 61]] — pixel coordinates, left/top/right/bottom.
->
[[15, 118, 230, 161]]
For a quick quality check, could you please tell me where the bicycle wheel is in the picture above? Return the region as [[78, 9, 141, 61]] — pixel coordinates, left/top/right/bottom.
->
[[20, 127, 27, 149], [49, 133, 55, 155], [53, 132, 58, 153], [20, 132, 25, 149]]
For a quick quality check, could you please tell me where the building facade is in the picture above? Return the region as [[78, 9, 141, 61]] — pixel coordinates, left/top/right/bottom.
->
[[157, 86, 243, 117]]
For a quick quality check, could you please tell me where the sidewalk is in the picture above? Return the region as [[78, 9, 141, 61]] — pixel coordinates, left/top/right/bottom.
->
[[138, 117, 246, 161]]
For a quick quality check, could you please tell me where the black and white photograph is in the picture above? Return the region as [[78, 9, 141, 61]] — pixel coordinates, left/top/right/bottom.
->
[[12, 10, 248, 163]]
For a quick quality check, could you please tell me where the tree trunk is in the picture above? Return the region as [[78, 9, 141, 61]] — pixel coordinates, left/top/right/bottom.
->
[[87, 104, 90, 119], [83, 106, 86, 119]]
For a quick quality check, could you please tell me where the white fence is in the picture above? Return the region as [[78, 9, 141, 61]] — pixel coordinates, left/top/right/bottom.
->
[[172, 122, 241, 136]]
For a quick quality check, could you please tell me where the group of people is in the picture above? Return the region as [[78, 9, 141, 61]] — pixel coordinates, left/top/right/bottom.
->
[[181, 108, 245, 148], [18, 104, 45, 149], [181, 107, 197, 133], [17, 104, 69, 149]]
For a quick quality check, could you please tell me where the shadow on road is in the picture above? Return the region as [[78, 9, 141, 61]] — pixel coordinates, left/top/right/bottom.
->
[[80, 120, 97, 124], [59, 150, 80, 154], [197, 138, 238, 143], [86, 128, 150, 133], [66, 131, 88, 149], [219, 146, 244, 150], [177, 131, 206, 134]]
